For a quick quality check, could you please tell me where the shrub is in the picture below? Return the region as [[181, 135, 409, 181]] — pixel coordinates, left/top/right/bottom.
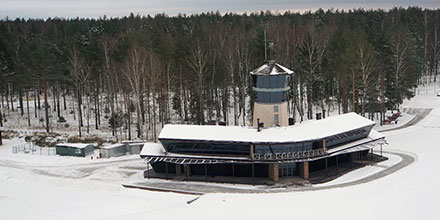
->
[[67, 135, 105, 146]]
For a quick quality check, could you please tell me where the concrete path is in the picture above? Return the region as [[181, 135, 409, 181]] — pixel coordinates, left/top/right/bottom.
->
[[379, 108, 432, 132], [294, 151, 415, 192]]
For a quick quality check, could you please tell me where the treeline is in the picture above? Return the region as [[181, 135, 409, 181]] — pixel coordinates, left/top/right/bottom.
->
[[0, 7, 439, 141]]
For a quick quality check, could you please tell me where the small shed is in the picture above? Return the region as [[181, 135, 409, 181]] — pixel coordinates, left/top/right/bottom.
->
[[100, 144, 127, 158], [122, 141, 145, 155], [56, 143, 95, 157]]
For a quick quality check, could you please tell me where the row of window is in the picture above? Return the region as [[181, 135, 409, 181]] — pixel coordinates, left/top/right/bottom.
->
[[325, 127, 370, 148], [255, 91, 289, 103], [254, 143, 313, 154], [162, 126, 370, 157], [279, 163, 297, 177], [253, 75, 290, 89], [163, 141, 251, 156]]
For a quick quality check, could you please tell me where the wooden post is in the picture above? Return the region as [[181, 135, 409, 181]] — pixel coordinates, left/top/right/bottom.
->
[[250, 144, 254, 160], [0, 130, 3, 146], [299, 162, 309, 180], [268, 163, 279, 181], [176, 164, 181, 176], [185, 165, 191, 177]]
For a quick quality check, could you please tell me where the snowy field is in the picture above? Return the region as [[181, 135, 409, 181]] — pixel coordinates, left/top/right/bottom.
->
[[1, 84, 440, 219]]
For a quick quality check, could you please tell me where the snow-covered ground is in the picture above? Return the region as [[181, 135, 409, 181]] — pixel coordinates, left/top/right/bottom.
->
[[317, 152, 402, 187], [1, 83, 440, 219]]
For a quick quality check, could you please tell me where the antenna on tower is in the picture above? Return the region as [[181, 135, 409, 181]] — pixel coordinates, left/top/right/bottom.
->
[[264, 29, 267, 62]]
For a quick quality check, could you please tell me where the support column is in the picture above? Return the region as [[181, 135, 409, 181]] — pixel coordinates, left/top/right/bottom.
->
[[336, 156, 339, 175], [176, 164, 181, 176], [350, 152, 355, 169], [144, 163, 150, 179], [268, 163, 279, 182], [252, 163, 255, 185], [299, 162, 309, 180], [232, 164, 235, 184], [380, 144, 383, 157], [165, 162, 169, 179], [204, 164, 208, 182], [184, 165, 191, 178]]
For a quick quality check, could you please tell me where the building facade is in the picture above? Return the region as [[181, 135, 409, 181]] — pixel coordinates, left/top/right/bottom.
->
[[141, 112, 385, 181], [251, 62, 293, 127], [140, 62, 386, 182], [56, 143, 94, 157]]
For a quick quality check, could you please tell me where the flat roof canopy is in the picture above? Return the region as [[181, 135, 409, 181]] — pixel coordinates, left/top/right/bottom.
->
[[141, 130, 385, 164], [159, 113, 375, 144]]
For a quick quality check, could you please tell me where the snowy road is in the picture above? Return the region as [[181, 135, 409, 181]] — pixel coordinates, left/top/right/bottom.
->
[[2, 87, 440, 219]]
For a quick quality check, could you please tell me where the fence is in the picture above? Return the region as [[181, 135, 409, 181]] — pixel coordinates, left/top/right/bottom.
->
[[12, 143, 56, 156]]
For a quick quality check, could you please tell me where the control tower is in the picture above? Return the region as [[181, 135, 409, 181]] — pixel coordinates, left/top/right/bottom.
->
[[251, 61, 293, 127]]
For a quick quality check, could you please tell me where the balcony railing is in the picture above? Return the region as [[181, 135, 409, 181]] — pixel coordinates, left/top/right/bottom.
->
[[253, 148, 327, 161]]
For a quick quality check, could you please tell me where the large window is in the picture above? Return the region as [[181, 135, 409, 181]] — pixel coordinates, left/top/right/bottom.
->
[[324, 126, 371, 148], [162, 141, 251, 156], [255, 91, 288, 103], [255, 142, 313, 155], [279, 163, 297, 177], [253, 75, 289, 89]]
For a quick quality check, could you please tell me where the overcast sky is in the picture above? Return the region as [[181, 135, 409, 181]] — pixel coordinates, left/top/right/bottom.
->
[[1, 0, 439, 19]]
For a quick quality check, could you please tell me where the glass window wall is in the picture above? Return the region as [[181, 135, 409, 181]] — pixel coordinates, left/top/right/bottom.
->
[[162, 141, 251, 156]]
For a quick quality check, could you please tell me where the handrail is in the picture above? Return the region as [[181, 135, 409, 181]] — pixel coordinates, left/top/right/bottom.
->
[[253, 148, 327, 161]]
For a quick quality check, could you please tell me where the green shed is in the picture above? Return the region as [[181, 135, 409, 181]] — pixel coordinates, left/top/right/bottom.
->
[[56, 143, 95, 157]]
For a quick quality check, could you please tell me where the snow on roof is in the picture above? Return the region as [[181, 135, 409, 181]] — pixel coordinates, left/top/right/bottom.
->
[[140, 143, 166, 157], [250, 62, 294, 75], [101, 144, 125, 149], [56, 143, 94, 149], [159, 113, 375, 144], [121, 140, 145, 144]]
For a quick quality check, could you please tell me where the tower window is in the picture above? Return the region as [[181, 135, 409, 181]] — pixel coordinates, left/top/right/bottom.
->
[[274, 106, 278, 112]]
